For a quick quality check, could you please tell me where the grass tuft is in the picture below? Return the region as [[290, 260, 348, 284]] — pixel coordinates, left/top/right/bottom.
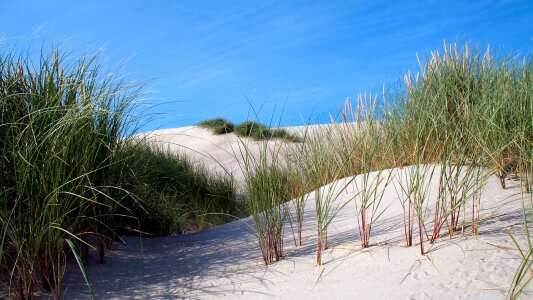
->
[[117, 141, 238, 236], [234, 121, 271, 140], [234, 121, 300, 142], [0, 48, 238, 298], [198, 118, 235, 134]]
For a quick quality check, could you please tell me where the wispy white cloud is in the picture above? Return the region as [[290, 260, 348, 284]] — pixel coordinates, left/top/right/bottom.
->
[[32, 23, 47, 35]]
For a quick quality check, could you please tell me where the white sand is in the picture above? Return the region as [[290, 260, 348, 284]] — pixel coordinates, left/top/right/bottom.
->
[[137, 124, 331, 180], [55, 126, 531, 299], [137, 126, 296, 183]]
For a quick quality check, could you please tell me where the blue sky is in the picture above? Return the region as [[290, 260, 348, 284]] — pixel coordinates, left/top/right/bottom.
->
[[1, 1, 531, 131]]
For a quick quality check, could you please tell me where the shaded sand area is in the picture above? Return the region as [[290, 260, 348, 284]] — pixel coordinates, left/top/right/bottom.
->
[[55, 127, 530, 299]]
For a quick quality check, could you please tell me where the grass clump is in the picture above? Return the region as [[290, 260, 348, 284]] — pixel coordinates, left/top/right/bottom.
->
[[239, 141, 291, 265], [198, 117, 235, 134], [0, 48, 238, 299], [118, 142, 237, 236], [508, 164, 532, 300], [234, 121, 299, 142], [271, 128, 300, 142], [241, 42, 532, 271], [234, 121, 271, 140], [507, 102, 532, 299], [0, 49, 136, 298]]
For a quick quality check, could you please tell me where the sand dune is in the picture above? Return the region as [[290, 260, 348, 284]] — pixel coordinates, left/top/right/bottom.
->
[[56, 126, 531, 299], [137, 125, 318, 182]]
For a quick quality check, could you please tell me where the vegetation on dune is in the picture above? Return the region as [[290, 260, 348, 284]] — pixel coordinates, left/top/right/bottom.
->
[[119, 142, 237, 236], [240, 143, 291, 265], [242, 41, 532, 282], [508, 148, 533, 300], [234, 121, 270, 139], [234, 120, 300, 142], [0, 41, 531, 298], [198, 118, 300, 142], [0, 49, 238, 299], [198, 117, 235, 134], [271, 128, 300, 142], [0, 50, 135, 298]]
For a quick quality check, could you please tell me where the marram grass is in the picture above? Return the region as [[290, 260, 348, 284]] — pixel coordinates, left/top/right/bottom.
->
[[0, 48, 238, 299], [0, 41, 531, 298], [240, 43, 532, 282], [198, 117, 235, 134], [0, 49, 136, 298]]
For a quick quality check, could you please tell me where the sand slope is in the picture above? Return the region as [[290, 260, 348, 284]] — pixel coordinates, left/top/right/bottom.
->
[[55, 127, 531, 299], [137, 125, 325, 182]]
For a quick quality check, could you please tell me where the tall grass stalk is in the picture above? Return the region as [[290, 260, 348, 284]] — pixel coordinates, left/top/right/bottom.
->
[[238, 139, 290, 265], [341, 95, 393, 248], [354, 168, 392, 248], [287, 165, 311, 247], [507, 151, 533, 299], [386, 74, 439, 253], [313, 175, 353, 265], [508, 69, 532, 298], [300, 124, 355, 265], [431, 152, 490, 241]]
